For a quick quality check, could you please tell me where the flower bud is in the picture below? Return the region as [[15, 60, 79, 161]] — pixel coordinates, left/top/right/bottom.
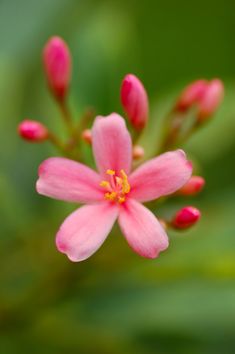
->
[[81, 129, 92, 144], [133, 145, 145, 159], [172, 206, 201, 229], [43, 36, 71, 102], [197, 79, 224, 121], [121, 74, 149, 130], [176, 80, 208, 112], [18, 120, 49, 142], [178, 176, 205, 196]]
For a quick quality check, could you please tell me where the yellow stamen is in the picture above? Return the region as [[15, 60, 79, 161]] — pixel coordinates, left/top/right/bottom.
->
[[106, 169, 115, 176], [118, 196, 126, 203], [105, 191, 117, 201], [115, 176, 122, 186], [120, 169, 130, 194], [100, 180, 110, 189], [100, 168, 130, 203]]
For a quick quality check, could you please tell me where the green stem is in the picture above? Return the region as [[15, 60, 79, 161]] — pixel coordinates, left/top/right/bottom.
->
[[157, 110, 181, 153], [79, 107, 96, 131], [58, 100, 82, 159], [58, 100, 74, 133], [48, 132, 80, 160], [48, 132, 66, 153]]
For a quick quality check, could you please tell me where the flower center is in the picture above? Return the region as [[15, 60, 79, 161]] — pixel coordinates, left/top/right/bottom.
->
[[100, 169, 130, 204]]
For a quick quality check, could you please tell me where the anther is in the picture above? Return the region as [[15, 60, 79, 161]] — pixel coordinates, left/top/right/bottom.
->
[[106, 169, 115, 176], [120, 169, 130, 194], [100, 181, 111, 188]]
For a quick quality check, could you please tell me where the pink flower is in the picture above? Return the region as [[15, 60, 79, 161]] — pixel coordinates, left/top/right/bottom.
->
[[36, 113, 192, 262]]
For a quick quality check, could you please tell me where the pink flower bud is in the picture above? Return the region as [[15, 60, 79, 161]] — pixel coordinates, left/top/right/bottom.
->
[[197, 79, 224, 121], [133, 145, 145, 159], [43, 36, 71, 102], [176, 80, 208, 112], [121, 74, 149, 130], [172, 206, 201, 229], [178, 176, 205, 196], [18, 120, 49, 142], [81, 129, 92, 144]]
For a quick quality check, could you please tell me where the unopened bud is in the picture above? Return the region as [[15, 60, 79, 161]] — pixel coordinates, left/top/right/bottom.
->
[[43, 36, 71, 102], [81, 129, 92, 144], [197, 79, 224, 121], [178, 176, 205, 196], [121, 74, 149, 130], [18, 120, 49, 142], [172, 206, 201, 229], [176, 80, 208, 112], [133, 145, 145, 159]]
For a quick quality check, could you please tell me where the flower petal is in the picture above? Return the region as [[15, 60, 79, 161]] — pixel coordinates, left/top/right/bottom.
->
[[129, 150, 192, 202], [56, 203, 118, 262], [36, 157, 103, 203], [92, 113, 132, 177], [118, 199, 168, 258]]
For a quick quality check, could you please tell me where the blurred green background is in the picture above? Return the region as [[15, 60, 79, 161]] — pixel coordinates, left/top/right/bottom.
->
[[1, 0, 235, 353]]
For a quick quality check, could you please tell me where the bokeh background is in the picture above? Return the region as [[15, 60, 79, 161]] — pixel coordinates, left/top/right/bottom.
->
[[1, 0, 235, 353]]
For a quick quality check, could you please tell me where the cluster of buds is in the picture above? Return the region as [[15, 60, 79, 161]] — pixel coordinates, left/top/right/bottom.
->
[[160, 175, 204, 231], [18, 35, 225, 262], [176, 78, 224, 122], [18, 37, 73, 149], [160, 78, 224, 152], [169, 175, 204, 230]]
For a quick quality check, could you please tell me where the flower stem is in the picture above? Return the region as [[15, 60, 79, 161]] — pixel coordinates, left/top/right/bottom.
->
[[58, 99, 75, 136], [48, 132, 79, 160], [57, 99, 82, 159], [48, 132, 67, 153], [159, 111, 184, 152]]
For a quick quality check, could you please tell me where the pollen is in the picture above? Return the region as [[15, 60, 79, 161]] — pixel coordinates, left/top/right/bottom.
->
[[120, 169, 130, 194], [99, 169, 130, 203], [100, 181, 111, 188], [105, 191, 117, 201], [115, 176, 123, 186], [106, 169, 115, 175], [118, 196, 125, 203]]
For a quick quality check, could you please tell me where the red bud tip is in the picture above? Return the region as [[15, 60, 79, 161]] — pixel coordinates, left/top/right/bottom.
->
[[197, 79, 224, 121], [178, 176, 205, 196], [81, 129, 92, 144], [133, 145, 145, 159], [176, 80, 208, 112], [18, 120, 49, 142], [43, 36, 71, 102], [172, 206, 201, 229], [121, 74, 149, 130]]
